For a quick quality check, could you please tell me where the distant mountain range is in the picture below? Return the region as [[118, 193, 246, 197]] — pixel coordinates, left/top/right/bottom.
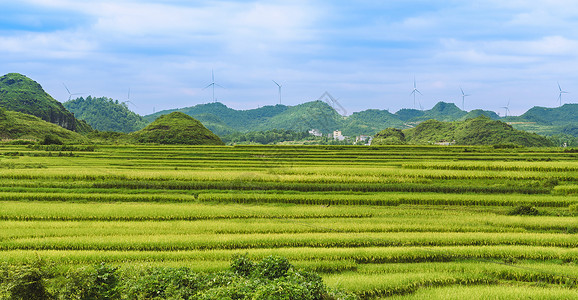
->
[[2, 73, 578, 139], [143, 101, 564, 137]]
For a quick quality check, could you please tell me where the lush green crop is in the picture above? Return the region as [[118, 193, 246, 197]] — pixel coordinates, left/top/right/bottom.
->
[[1, 144, 577, 298]]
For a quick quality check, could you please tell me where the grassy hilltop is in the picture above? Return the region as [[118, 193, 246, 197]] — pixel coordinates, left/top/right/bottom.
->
[[131, 111, 224, 145]]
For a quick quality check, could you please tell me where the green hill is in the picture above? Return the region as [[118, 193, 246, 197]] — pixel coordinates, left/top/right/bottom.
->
[[145, 101, 343, 136], [144, 102, 289, 136], [395, 108, 424, 121], [143, 100, 577, 139], [519, 104, 578, 125], [131, 112, 224, 145], [460, 109, 500, 120], [63, 96, 147, 133], [0, 108, 87, 143], [341, 109, 408, 136], [413, 102, 468, 122], [252, 101, 342, 133], [372, 128, 406, 145], [0, 73, 91, 133], [397, 116, 553, 147]]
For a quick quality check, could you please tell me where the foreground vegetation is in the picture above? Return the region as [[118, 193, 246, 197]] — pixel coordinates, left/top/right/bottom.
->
[[1, 256, 354, 299], [0, 144, 577, 298]]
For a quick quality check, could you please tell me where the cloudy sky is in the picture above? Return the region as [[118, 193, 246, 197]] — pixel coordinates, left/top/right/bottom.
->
[[2, 0, 578, 116]]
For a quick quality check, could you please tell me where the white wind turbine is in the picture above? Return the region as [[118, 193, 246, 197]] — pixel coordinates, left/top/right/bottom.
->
[[272, 80, 282, 105], [501, 99, 510, 117], [203, 70, 224, 103], [122, 88, 137, 108], [460, 87, 470, 111], [558, 82, 568, 107], [62, 83, 85, 101], [410, 77, 422, 109]]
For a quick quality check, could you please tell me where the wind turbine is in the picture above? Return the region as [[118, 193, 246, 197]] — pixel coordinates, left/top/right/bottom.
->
[[558, 82, 568, 107], [272, 80, 282, 105], [410, 77, 422, 109], [62, 83, 85, 101], [203, 70, 224, 103], [460, 87, 470, 111], [501, 99, 511, 117], [122, 88, 137, 108]]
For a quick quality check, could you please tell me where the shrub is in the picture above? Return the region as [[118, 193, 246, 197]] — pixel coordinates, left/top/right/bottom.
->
[[255, 255, 292, 280], [231, 254, 255, 277], [507, 205, 539, 216], [60, 263, 120, 300], [40, 134, 63, 145], [4, 265, 51, 300]]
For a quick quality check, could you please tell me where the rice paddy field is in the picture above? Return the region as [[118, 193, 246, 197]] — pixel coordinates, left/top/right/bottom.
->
[[1, 144, 577, 299]]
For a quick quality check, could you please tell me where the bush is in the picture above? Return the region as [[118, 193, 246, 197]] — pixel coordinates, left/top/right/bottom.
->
[[40, 134, 63, 145], [4, 265, 51, 300], [0, 257, 357, 300], [507, 205, 539, 216], [60, 263, 120, 300], [255, 255, 292, 280], [122, 267, 212, 299], [231, 254, 255, 277]]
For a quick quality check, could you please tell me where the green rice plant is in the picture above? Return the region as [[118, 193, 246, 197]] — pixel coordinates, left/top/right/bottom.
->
[[323, 272, 495, 298], [0, 201, 373, 221], [389, 285, 578, 300], [1, 231, 576, 251], [2, 246, 576, 265]]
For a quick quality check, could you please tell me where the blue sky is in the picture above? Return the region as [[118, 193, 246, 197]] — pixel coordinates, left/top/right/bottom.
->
[[2, 0, 578, 116]]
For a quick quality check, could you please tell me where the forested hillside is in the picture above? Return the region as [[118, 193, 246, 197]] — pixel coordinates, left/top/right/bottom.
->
[[64, 96, 147, 133], [0, 73, 91, 133]]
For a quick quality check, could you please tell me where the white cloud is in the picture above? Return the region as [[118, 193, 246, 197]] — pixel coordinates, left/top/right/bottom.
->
[[0, 31, 96, 59]]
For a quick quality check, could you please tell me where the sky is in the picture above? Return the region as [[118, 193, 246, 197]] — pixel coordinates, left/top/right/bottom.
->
[[2, 0, 578, 116]]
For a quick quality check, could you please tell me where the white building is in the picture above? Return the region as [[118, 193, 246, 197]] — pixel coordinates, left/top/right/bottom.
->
[[308, 129, 323, 137], [333, 130, 346, 141]]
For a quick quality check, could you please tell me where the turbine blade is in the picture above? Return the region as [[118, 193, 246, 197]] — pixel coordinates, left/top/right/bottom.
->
[[272, 80, 280, 87], [63, 83, 71, 95], [203, 83, 214, 90]]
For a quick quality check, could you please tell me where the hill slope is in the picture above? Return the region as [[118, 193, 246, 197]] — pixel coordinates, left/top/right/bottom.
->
[[0, 108, 87, 143], [0, 73, 91, 133], [132, 112, 224, 145], [64, 96, 147, 133], [399, 116, 553, 147], [342, 109, 408, 136], [519, 104, 578, 125]]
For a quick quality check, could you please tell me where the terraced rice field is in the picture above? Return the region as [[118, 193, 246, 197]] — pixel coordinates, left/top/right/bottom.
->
[[1, 144, 577, 298]]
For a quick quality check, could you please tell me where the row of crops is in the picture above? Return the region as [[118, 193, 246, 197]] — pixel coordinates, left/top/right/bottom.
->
[[1, 144, 577, 298]]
